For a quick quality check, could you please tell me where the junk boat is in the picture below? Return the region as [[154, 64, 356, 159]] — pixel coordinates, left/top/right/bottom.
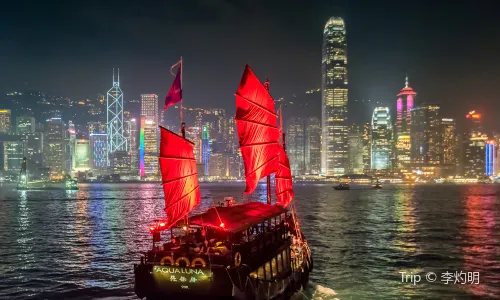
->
[[333, 183, 350, 190], [134, 64, 312, 299]]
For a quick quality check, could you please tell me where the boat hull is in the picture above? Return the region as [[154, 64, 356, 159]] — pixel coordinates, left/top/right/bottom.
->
[[134, 259, 311, 300]]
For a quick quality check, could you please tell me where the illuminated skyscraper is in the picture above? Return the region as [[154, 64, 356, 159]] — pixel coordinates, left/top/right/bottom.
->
[[90, 133, 107, 174], [463, 111, 487, 177], [287, 117, 306, 175], [139, 94, 160, 179], [140, 94, 159, 124], [16, 116, 35, 135], [362, 123, 372, 173], [306, 117, 321, 175], [44, 117, 66, 175], [140, 117, 159, 179], [410, 105, 441, 165], [106, 69, 127, 165], [395, 75, 416, 169], [371, 107, 393, 170], [0, 109, 11, 133], [201, 124, 211, 177], [441, 118, 458, 175], [321, 17, 348, 176], [73, 138, 91, 172], [129, 118, 138, 175], [486, 141, 496, 177], [348, 125, 364, 174]]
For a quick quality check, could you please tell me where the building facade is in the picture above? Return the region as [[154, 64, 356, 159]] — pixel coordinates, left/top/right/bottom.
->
[[106, 69, 127, 165], [305, 117, 321, 175], [321, 17, 348, 176], [73, 138, 91, 172], [16, 116, 36, 135], [90, 133, 107, 174], [140, 117, 159, 178], [140, 94, 159, 125], [371, 107, 393, 171], [485, 140, 497, 177], [0, 109, 11, 133], [287, 117, 306, 175], [410, 105, 441, 165], [395, 75, 416, 169], [362, 123, 372, 173], [43, 118, 67, 176], [348, 125, 364, 174]]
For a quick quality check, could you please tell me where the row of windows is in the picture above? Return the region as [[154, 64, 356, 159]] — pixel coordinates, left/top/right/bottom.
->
[[250, 248, 290, 281]]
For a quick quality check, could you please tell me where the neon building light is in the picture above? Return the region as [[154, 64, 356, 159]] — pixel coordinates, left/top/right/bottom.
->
[[89, 133, 107, 171], [201, 124, 210, 176], [140, 117, 145, 177], [395, 74, 417, 169], [486, 141, 496, 177], [106, 68, 127, 166]]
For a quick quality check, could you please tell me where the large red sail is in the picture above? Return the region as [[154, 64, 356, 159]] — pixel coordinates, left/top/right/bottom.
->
[[158, 126, 200, 228], [235, 65, 280, 194], [275, 144, 294, 207]]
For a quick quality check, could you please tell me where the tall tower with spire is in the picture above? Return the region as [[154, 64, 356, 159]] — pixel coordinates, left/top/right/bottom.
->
[[106, 68, 127, 166], [321, 16, 348, 176], [395, 74, 417, 169]]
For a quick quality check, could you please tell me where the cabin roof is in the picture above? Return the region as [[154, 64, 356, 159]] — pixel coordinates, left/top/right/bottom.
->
[[189, 202, 287, 233]]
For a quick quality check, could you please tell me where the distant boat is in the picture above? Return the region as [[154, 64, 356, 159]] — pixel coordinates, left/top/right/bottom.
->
[[372, 179, 382, 189], [334, 183, 350, 190], [16, 157, 78, 191]]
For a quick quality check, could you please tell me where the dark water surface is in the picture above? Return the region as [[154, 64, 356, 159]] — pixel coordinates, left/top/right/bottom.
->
[[1, 183, 500, 299]]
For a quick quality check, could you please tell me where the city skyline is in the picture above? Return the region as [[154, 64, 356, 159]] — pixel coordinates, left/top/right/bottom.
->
[[2, 2, 500, 131]]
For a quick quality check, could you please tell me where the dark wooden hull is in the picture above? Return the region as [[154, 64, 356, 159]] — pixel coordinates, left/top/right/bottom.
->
[[134, 257, 312, 300]]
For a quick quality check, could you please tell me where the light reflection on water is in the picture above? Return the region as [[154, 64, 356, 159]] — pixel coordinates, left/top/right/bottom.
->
[[0, 183, 499, 299]]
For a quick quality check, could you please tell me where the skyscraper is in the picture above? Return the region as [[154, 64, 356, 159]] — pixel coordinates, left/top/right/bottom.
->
[[441, 118, 458, 175], [140, 94, 159, 124], [371, 107, 393, 171], [321, 17, 348, 176], [106, 69, 127, 166], [129, 118, 138, 175], [348, 125, 364, 174], [16, 116, 35, 135], [305, 117, 321, 175], [201, 124, 211, 177], [140, 117, 159, 179], [395, 75, 416, 169], [362, 123, 372, 173], [485, 140, 497, 177], [90, 133, 107, 174], [287, 117, 306, 175], [463, 111, 487, 177], [73, 138, 91, 172], [139, 94, 160, 179], [44, 118, 66, 176], [410, 105, 441, 165], [0, 109, 11, 133]]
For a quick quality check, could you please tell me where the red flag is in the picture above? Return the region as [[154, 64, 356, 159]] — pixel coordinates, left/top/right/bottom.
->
[[164, 60, 182, 110]]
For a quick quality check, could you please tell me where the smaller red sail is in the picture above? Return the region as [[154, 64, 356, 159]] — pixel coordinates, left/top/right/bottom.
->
[[158, 126, 200, 228], [275, 145, 294, 207], [235, 65, 280, 194]]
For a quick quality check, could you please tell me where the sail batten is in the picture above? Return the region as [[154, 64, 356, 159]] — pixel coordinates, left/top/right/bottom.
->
[[159, 126, 201, 228], [235, 65, 280, 194], [275, 144, 294, 207]]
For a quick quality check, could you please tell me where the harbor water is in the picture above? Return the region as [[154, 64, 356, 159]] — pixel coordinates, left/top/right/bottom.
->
[[0, 183, 499, 299]]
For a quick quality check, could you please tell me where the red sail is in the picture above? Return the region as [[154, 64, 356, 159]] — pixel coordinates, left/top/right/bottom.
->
[[276, 145, 294, 207], [159, 126, 200, 228], [235, 65, 280, 194]]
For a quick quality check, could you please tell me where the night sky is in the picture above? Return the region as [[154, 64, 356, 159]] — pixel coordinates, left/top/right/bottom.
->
[[1, 1, 500, 129]]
